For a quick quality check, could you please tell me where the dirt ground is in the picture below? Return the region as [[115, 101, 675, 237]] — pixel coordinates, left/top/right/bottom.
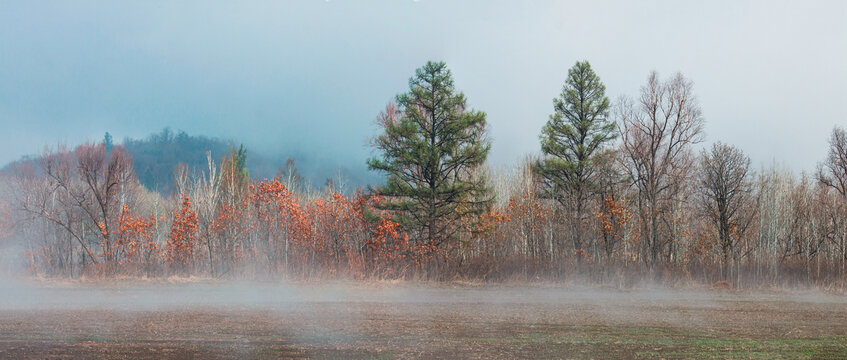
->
[[0, 282, 844, 359]]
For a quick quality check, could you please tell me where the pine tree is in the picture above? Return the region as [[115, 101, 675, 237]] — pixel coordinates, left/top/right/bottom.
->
[[221, 144, 249, 201], [536, 61, 616, 253], [368, 61, 491, 249], [104, 132, 113, 153]]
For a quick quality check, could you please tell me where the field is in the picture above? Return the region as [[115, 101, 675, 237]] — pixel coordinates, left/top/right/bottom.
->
[[0, 281, 845, 359]]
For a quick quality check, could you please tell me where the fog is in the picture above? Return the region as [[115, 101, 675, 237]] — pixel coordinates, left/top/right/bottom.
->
[[1, 278, 844, 357], [3, 2, 847, 356], [1, 278, 842, 312]]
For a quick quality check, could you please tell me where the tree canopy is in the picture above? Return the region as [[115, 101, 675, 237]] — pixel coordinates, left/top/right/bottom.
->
[[368, 61, 492, 248], [535, 61, 616, 251]]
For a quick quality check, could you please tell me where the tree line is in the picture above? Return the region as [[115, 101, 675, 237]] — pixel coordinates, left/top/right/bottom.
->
[[3, 60, 847, 289]]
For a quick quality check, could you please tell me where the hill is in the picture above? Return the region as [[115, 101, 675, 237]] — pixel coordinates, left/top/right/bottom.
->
[[2, 128, 379, 196]]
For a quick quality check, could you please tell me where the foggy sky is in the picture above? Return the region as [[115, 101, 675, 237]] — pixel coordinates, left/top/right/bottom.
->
[[1, 0, 845, 176]]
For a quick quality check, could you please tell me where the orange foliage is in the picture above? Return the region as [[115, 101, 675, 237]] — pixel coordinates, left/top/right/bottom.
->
[[491, 189, 551, 257], [115, 204, 157, 265], [596, 195, 631, 240], [209, 199, 249, 266], [474, 209, 510, 238], [167, 196, 199, 269], [250, 178, 313, 272], [363, 216, 407, 275], [506, 190, 550, 233]]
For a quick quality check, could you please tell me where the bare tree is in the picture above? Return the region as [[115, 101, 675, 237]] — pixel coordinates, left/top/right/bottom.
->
[[194, 151, 220, 275], [617, 71, 704, 266], [593, 148, 629, 261], [818, 126, 847, 269], [819, 126, 847, 197], [20, 146, 99, 267], [75, 143, 135, 267], [698, 142, 754, 280], [173, 162, 191, 198], [16, 143, 135, 273]]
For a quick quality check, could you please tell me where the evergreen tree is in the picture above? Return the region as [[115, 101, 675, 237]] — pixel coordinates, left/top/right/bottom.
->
[[368, 61, 491, 248], [536, 61, 616, 253], [104, 132, 113, 153], [221, 144, 249, 202]]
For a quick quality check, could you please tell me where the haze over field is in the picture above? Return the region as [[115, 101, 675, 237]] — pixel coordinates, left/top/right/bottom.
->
[[0, 280, 846, 358], [1, 0, 846, 176], [3, 2, 847, 358]]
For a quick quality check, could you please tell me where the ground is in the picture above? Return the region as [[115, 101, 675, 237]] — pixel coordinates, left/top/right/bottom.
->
[[0, 281, 844, 359]]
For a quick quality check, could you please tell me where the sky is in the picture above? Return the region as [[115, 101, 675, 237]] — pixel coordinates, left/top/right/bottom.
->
[[1, 0, 846, 176]]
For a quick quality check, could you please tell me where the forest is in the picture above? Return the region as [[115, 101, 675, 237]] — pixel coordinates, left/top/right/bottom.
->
[[2, 60, 846, 290]]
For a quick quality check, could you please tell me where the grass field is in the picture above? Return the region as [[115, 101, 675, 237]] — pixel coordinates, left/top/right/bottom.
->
[[0, 282, 844, 359]]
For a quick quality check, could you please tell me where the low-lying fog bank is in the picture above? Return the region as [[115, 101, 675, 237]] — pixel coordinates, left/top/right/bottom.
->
[[0, 278, 843, 311]]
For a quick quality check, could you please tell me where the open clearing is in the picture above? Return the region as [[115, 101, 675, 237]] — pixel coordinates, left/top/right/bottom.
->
[[0, 281, 844, 359]]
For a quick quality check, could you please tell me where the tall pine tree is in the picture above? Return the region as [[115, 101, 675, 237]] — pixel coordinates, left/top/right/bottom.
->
[[368, 61, 491, 249], [536, 61, 616, 254]]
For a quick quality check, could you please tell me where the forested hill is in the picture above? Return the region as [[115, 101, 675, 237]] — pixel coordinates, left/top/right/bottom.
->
[[124, 129, 230, 194], [3, 128, 379, 195], [128, 128, 379, 194]]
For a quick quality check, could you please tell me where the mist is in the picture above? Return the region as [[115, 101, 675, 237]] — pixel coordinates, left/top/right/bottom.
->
[[1, 278, 844, 357], [2, 1, 847, 357], [2, 279, 842, 311]]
